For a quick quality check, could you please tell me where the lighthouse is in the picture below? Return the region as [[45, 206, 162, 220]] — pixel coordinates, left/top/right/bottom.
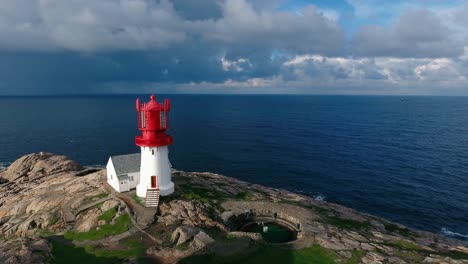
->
[[105, 94, 174, 207], [135, 95, 174, 199]]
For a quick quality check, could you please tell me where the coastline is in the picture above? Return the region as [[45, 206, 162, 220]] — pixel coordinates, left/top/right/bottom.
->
[[0, 153, 467, 264]]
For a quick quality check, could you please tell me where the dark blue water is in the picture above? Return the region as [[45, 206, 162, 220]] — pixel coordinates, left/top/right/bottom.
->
[[0, 95, 467, 240]]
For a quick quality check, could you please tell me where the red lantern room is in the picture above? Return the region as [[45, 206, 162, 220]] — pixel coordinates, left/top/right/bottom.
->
[[135, 95, 173, 147]]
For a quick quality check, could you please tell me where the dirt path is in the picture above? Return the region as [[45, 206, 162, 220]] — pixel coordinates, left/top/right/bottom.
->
[[103, 182, 161, 244]]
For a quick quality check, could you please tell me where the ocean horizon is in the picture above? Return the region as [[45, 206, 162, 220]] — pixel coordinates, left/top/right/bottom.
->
[[1, 94, 467, 241]]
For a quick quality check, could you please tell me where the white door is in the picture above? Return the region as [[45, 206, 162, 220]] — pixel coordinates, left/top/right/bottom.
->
[[120, 179, 129, 192]]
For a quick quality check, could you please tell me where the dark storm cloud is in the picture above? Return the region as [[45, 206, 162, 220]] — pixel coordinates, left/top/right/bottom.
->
[[0, 0, 468, 95], [0, 43, 285, 94], [0, 0, 347, 94], [352, 9, 464, 58]]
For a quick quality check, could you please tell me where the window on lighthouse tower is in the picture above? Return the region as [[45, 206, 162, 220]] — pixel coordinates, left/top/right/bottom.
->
[[140, 111, 146, 128], [160, 111, 166, 128]]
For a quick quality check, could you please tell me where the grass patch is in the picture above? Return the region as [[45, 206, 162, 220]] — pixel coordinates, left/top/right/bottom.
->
[[204, 227, 226, 239], [94, 202, 104, 209], [84, 240, 145, 259], [325, 216, 370, 231], [179, 244, 339, 264], [80, 193, 109, 207], [176, 242, 189, 251], [234, 191, 251, 200], [312, 206, 331, 215], [393, 250, 424, 263], [38, 230, 56, 237], [384, 223, 412, 237], [64, 213, 131, 241], [442, 250, 468, 260], [293, 244, 339, 264], [386, 239, 468, 261], [48, 238, 120, 264], [179, 184, 227, 204], [98, 208, 117, 223], [182, 192, 209, 203], [131, 194, 145, 207], [344, 250, 365, 264], [281, 201, 331, 215], [153, 229, 164, 236], [159, 194, 177, 204], [49, 210, 62, 225], [97, 193, 108, 199], [225, 234, 237, 241], [164, 232, 172, 242], [387, 239, 422, 251]]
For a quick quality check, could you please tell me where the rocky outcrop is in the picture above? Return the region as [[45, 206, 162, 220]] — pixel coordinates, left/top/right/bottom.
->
[[193, 231, 215, 248], [0, 237, 50, 264], [148, 227, 215, 263], [0, 153, 110, 237], [171, 225, 202, 245], [158, 200, 226, 230], [74, 208, 101, 232], [0, 152, 82, 182], [0, 154, 467, 264], [423, 255, 468, 264], [167, 170, 468, 264], [101, 200, 120, 212]]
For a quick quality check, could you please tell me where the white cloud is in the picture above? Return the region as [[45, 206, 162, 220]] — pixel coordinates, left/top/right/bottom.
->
[[352, 9, 463, 58], [317, 8, 340, 21], [221, 57, 251, 72], [414, 58, 465, 81], [223, 76, 281, 87], [280, 54, 468, 93], [283, 54, 386, 81]]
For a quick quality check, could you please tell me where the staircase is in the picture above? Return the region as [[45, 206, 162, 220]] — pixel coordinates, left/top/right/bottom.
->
[[145, 188, 160, 207]]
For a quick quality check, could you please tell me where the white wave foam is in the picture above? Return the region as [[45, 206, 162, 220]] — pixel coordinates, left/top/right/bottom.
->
[[291, 189, 326, 201], [0, 161, 11, 170], [441, 227, 468, 240], [313, 193, 326, 201], [84, 164, 105, 169]]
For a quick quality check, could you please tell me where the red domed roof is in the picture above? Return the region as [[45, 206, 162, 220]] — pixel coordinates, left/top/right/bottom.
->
[[135, 94, 172, 147], [144, 95, 163, 111]]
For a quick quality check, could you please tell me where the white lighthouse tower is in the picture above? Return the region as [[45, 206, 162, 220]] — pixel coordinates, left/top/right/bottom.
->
[[135, 95, 174, 201]]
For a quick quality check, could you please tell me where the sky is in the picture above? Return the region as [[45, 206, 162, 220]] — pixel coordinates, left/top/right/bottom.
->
[[1, 0, 468, 95]]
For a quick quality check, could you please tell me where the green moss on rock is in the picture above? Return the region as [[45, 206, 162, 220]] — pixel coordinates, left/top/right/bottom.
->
[[64, 213, 131, 241]]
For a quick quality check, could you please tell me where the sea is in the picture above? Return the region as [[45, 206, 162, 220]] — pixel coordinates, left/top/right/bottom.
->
[[0, 95, 467, 241]]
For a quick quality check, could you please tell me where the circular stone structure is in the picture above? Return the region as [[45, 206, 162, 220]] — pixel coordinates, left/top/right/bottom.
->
[[240, 220, 297, 243], [222, 210, 302, 244]]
